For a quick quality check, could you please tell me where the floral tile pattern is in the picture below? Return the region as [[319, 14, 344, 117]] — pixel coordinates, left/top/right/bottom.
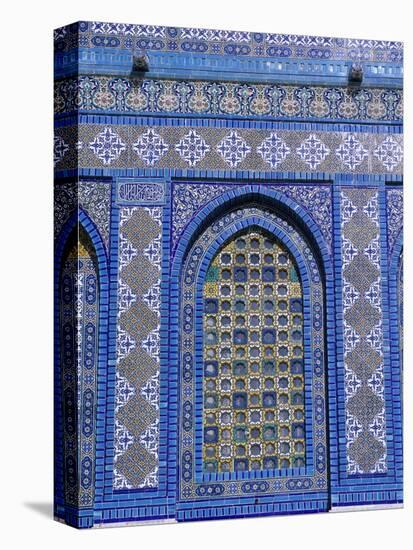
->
[[55, 77, 403, 122]]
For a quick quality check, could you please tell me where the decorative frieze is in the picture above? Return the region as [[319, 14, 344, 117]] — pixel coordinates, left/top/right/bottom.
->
[[55, 77, 403, 122], [55, 123, 403, 175]]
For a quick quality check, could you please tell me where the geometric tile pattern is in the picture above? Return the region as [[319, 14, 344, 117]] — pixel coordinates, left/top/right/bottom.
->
[[113, 207, 162, 489], [272, 185, 333, 252], [54, 135, 69, 166], [296, 134, 330, 169], [54, 19, 404, 527], [216, 131, 251, 167], [56, 123, 403, 175], [55, 77, 403, 122], [374, 136, 403, 172], [202, 229, 305, 473], [257, 133, 291, 169], [55, 21, 403, 64], [78, 181, 111, 249], [89, 127, 126, 165], [340, 189, 387, 474], [171, 183, 235, 248], [132, 129, 169, 166], [336, 134, 368, 170], [54, 181, 77, 240], [175, 130, 210, 167], [59, 232, 98, 507]]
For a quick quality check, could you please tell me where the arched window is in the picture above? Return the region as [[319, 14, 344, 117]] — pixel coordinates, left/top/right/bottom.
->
[[59, 226, 99, 507], [176, 202, 328, 504], [202, 228, 305, 473]]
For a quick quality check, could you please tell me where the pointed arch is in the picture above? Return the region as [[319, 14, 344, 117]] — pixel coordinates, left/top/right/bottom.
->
[[172, 184, 332, 281], [169, 191, 333, 516], [54, 209, 109, 526]]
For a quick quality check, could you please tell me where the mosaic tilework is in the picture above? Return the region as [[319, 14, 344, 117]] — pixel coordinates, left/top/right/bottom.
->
[[340, 189, 386, 474], [54, 135, 70, 166], [54, 182, 77, 238], [114, 207, 162, 489], [271, 185, 332, 251], [55, 123, 403, 175], [55, 77, 403, 122], [202, 229, 305, 473], [179, 205, 327, 500], [54, 181, 111, 249], [172, 183, 332, 254], [388, 187, 403, 389], [172, 183, 234, 248], [54, 19, 404, 527], [54, 21, 403, 63], [386, 188, 403, 257], [59, 230, 98, 507]]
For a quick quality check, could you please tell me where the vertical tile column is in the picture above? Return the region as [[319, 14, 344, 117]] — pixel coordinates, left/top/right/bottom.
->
[[113, 207, 162, 489], [340, 188, 387, 474]]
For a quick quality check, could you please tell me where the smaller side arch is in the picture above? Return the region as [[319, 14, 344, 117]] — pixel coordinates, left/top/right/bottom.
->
[[54, 209, 109, 528]]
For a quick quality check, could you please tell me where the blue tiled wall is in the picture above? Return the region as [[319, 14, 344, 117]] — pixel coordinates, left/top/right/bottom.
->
[[54, 21, 403, 528]]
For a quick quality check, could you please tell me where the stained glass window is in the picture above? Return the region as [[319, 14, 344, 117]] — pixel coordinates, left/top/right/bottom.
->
[[202, 228, 306, 473]]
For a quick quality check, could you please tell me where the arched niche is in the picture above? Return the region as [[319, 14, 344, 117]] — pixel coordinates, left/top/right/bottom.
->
[[171, 197, 330, 508]]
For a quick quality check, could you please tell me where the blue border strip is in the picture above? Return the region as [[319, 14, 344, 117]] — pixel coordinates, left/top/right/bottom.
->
[[55, 167, 403, 185], [55, 112, 403, 134], [378, 182, 396, 477], [54, 45, 403, 89], [387, 222, 403, 493], [56, 109, 403, 128]]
